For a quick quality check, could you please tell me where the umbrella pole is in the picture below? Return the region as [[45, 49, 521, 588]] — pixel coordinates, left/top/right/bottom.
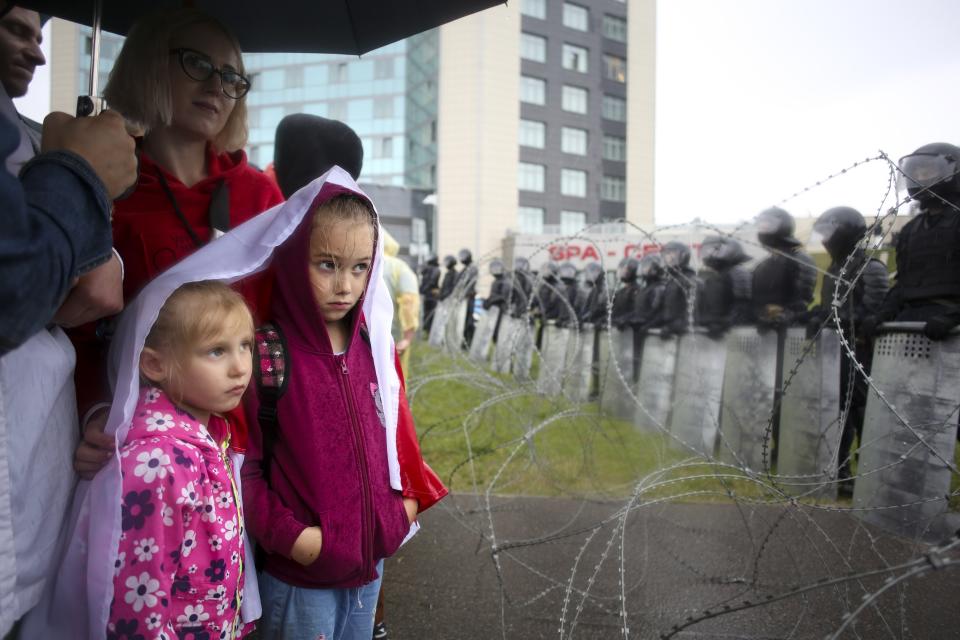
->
[[77, 0, 104, 116]]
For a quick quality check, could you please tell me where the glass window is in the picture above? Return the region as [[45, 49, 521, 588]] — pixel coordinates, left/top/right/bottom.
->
[[519, 206, 545, 234], [604, 55, 627, 83], [521, 0, 546, 19], [561, 210, 587, 235], [561, 127, 587, 155], [561, 85, 588, 114], [563, 3, 589, 31], [328, 100, 348, 121], [332, 62, 349, 83], [373, 137, 394, 159], [519, 162, 545, 192], [601, 176, 626, 202], [519, 119, 546, 149], [260, 69, 284, 91], [562, 44, 589, 73], [603, 15, 627, 42], [520, 75, 546, 105], [374, 97, 394, 119], [602, 94, 626, 121], [602, 135, 626, 161], [374, 58, 394, 79], [520, 32, 547, 63], [305, 65, 327, 85], [561, 169, 587, 197]]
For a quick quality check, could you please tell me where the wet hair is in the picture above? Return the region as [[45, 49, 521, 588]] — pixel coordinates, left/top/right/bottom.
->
[[103, 8, 248, 151], [310, 194, 379, 256], [142, 280, 254, 386]]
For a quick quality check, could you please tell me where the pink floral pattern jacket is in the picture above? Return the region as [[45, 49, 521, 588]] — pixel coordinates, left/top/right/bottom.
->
[[108, 387, 248, 640]]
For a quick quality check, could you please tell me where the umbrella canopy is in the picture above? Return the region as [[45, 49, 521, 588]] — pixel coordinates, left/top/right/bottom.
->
[[18, 0, 505, 54]]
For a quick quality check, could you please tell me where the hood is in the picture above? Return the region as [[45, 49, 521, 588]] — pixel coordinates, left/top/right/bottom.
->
[[269, 183, 378, 354]]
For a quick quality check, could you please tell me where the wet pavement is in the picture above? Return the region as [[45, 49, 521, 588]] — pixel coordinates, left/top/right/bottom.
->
[[378, 493, 960, 639]]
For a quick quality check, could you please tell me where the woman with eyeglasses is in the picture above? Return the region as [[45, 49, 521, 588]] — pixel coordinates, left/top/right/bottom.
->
[[69, 8, 283, 467]]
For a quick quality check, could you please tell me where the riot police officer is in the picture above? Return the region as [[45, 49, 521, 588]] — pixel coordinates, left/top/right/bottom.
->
[[751, 207, 817, 328], [578, 261, 608, 325], [555, 261, 580, 328], [636, 254, 667, 332], [508, 256, 534, 319], [697, 235, 752, 337], [867, 142, 960, 339], [610, 257, 641, 330], [807, 206, 889, 493], [659, 242, 697, 337], [419, 255, 441, 333], [438, 254, 458, 301], [456, 248, 478, 346]]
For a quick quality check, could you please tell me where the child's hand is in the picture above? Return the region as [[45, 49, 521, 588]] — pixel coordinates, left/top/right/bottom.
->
[[74, 407, 115, 479], [403, 497, 418, 524], [290, 526, 323, 566]]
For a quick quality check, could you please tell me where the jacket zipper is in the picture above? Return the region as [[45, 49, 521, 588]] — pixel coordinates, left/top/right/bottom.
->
[[338, 354, 375, 581]]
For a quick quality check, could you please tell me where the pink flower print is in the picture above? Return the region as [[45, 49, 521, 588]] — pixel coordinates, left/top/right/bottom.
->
[[161, 504, 174, 527], [124, 572, 164, 612], [177, 604, 210, 626], [222, 516, 238, 541], [215, 492, 232, 509], [180, 529, 198, 557], [145, 411, 174, 433], [132, 537, 159, 562], [176, 481, 199, 507], [113, 551, 126, 577], [145, 611, 163, 630], [134, 448, 170, 483], [208, 535, 223, 552], [145, 388, 161, 404], [200, 495, 217, 523]]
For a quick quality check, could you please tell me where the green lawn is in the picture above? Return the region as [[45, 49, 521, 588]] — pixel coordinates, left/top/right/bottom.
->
[[407, 344, 960, 510], [407, 345, 791, 503]]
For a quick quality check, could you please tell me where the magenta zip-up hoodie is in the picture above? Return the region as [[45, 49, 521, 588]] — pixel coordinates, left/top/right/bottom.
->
[[241, 185, 411, 588]]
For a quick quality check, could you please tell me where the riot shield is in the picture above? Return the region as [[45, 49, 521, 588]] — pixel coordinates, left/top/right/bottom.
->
[[563, 324, 596, 403], [491, 314, 517, 373], [427, 299, 451, 347], [853, 323, 960, 540], [717, 327, 779, 472], [469, 306, 501, 363], [777, 328, 842, 498], [668, 330, 727, 457], [513, 318, 535, 380], [634, 330, 678, 432], [444, 298, 469, 354], [598, 327, 637, 421], [537, 321, 571, 395]]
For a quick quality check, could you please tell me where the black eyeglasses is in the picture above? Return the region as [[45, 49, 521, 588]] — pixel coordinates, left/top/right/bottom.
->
[[170, 48, 251, 99]]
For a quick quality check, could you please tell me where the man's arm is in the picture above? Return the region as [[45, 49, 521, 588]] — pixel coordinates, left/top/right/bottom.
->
[[0, 111, 135, 354]]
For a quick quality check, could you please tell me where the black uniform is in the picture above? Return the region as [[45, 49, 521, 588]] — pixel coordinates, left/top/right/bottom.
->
[[659, 242, 697, 336], [509, 258, 535, 319], [697, 236, 752, 337], [635, 255, 667, 332], [808, 206, 890, 489], [555, 262, 580, 328], [578, 262, 608, 325], [610, 258, 641, 330], [438, 255, 458, 301], [419, 256, 441, 333], [751, 207, 817, 328]]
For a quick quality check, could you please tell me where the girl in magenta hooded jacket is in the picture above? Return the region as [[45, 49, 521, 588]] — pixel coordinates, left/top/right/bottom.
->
[[241, 186, 446, 635]]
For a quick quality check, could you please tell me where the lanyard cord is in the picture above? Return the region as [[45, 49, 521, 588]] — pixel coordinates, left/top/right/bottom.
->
[[155, 168, 205, 249]]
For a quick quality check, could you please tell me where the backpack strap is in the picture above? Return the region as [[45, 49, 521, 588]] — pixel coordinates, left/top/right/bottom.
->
[[254, 323, 288, 483]]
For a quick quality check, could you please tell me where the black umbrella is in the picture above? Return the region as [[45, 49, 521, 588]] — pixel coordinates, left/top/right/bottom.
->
[[20, 0, 506, 54], [19, 0, 505, 114]]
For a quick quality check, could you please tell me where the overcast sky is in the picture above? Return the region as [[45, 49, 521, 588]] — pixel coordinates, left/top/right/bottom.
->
[[16, 2, 960, 228], [655, 0, 960, 225]]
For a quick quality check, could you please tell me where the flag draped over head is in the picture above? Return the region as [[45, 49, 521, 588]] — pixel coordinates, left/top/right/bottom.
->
[[22, 167, 401, 639]]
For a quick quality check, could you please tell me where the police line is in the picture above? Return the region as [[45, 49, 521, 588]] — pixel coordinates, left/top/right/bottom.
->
[[429, 300, 960, 543]]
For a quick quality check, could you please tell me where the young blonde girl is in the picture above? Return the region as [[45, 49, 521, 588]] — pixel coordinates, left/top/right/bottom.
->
[[242, 187, 446, 639], [109, 281, 255, 639]]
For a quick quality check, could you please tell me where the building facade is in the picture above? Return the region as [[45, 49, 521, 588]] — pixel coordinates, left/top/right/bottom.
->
[[46, 0, 655, 267]]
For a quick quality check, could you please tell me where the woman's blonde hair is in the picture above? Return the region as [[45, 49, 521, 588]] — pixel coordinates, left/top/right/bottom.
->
[[143, 281, 254, 377], [104, 8, 248, 152]]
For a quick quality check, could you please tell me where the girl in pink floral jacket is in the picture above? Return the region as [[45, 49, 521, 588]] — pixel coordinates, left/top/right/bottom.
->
[[108, 281, 255, 640]]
